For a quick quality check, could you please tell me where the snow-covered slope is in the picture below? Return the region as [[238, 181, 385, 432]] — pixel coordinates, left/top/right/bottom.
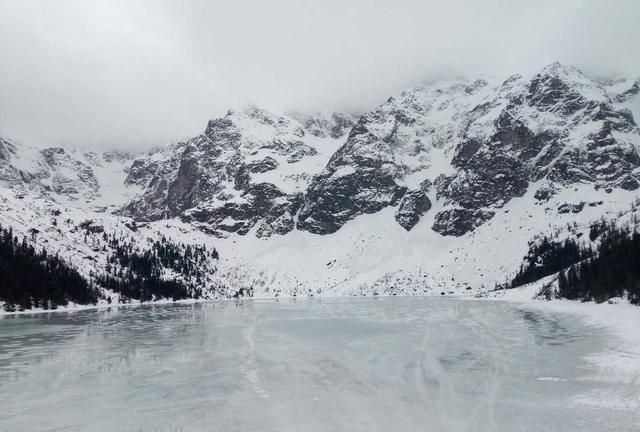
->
[[0, 137, 140, 211], [1, 62, 640, 304]]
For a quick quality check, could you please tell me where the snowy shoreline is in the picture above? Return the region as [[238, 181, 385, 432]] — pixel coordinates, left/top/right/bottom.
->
[[0, 297, 207, 317]]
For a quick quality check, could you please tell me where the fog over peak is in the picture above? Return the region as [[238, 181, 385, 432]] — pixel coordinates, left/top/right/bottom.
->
[[1, 0, 639, 151]]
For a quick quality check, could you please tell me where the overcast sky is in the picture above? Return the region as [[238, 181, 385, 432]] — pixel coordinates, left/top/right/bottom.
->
[[1, 0, 639, 150]]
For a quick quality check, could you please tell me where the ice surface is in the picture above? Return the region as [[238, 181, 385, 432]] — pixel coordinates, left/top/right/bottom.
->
[[0, 297, 638, 432]]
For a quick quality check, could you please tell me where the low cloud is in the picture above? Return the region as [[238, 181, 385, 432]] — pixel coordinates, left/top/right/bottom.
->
[[1, 0, 638, 150]]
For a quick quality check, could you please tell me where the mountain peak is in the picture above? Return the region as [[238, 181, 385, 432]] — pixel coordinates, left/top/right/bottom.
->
[[538, 61, 583, 77]]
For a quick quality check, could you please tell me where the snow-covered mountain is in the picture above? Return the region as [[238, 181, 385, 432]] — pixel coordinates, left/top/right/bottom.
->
[[1, 62, 640, 306]]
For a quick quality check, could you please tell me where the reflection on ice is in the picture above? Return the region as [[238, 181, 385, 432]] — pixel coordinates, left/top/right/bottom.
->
[[0, 297, 638, 432]]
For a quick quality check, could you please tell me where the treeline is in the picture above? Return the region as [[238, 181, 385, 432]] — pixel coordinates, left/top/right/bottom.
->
[[510, 236, 587, 288], [510, 220, 640, 304], [96, 235, 218, 302], [558, 226, 640, 304], [97, 273, 191, 303], [1, 224, 221, 311], [0, 224, 99, 312]]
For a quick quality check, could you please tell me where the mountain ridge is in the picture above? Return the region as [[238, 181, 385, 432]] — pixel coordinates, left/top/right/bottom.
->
[[1, 62, 640, 309]]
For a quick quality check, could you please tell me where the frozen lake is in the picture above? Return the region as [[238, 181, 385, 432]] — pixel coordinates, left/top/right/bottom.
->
[[0, 297, 638, 432]]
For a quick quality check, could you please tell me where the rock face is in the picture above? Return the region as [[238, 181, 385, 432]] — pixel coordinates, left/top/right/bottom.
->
[[40, 147, 100, 197], [0, 137, 134, 203], [122, 107, 354, 237], [289, 112, 358, 139], [431, 208, 496, 237], [296, 111, 413, 234], [0, 138, 24, 187], [297, 165, 407, 234], [429, 63, 640, 235], [557, 202, 585, 214], [296, 112, 409, 234], [182, 183, 303, 237], [296, 80, 491, 234], [394, 182, 432, 231]]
